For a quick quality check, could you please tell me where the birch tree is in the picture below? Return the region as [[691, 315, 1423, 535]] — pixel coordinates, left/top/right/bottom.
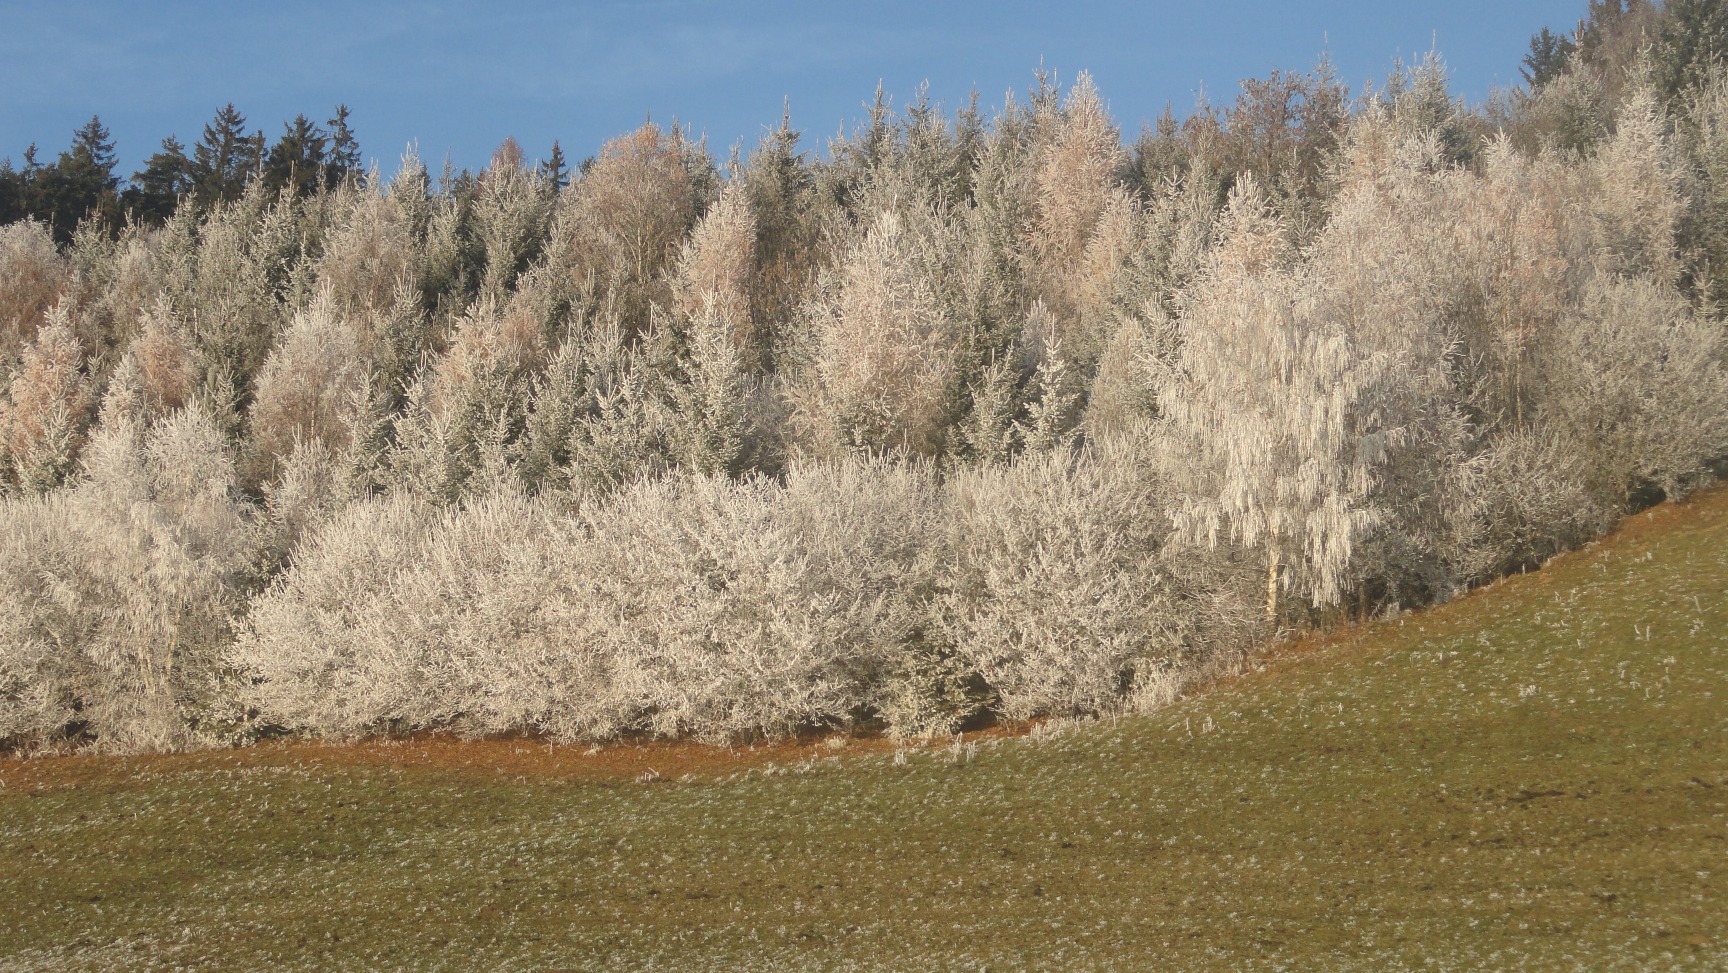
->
[[1161, 177, 1400, 620]]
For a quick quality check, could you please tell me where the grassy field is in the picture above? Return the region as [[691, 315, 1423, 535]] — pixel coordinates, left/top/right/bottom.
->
[[3, 491, 1726, 971]]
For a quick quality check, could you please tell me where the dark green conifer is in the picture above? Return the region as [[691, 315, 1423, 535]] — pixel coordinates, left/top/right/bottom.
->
[[192, 103, 260, 207], [124, 135, 194, 225]]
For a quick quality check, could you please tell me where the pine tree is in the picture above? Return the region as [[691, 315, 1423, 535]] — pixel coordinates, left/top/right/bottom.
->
[[0, 157, 23, 226]]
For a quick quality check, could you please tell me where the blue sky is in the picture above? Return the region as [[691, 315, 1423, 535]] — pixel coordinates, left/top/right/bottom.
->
[[1, 1, 1584, 176]]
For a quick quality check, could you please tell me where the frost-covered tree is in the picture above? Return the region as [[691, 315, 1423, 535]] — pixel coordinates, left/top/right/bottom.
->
[[388, 293, 545, 500], [1678, 67, 1728, 308], [790, 209, 960, 456], [736, 112, 822, 349], [547, 123, 711, 334], [673, 189, 757, 350], [473, 138, 556, 300], [1586, 87, 1685, 284], [0, 303, 95, 493], [1025, 73, 1128, 346], [248, 293, 369, 476], [1161, 178, 1402, 620], [0, 220, 69, 362]]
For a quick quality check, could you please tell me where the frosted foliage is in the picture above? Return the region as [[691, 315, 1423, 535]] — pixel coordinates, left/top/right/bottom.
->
[[550, 123, 702, 330], [1, 305, 94, 493], [0, 496, 80, 743], [940, 443, 1184, 721], [0, 404, 255, 750], [1541, 277, 1728, 500], [1439, 426, 1605, 582], [553, 462, 936, 741], [1028, 73, 1126, 323], [673, 190, 756, 351], [9, 70, 1728, 753], [99, 231, 172, 346], [186, 192, 299, 391], [431, 298, 545, 417], [250, 295, 368, 471], [474, 142, 554, 299], [794, 211, 958, 456], [1162, 177, 1398, 614], [128, 303, 196, 420], [236, 460, 938, 743], [0, 221, 69, 359], [1069, 190, 1157, 361], [672, 295, 754, 476], [666, 195, 761, 472], [1587, 89, 1684, 284], [1084, 314, 1173, 439], [388, 296, 545, 500], [1015, 303, 1083, 452], [314, 166, 419, 317], [1327, 122, 1570, 428]]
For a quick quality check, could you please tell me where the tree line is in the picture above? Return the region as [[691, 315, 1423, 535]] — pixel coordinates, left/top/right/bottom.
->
[[0, 104, 362, 245], [1, 0, 1726, 753]]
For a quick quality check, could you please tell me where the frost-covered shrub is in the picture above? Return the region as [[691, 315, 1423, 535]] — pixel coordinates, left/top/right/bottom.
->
[[939, 440, 1190, 721], [545, 459, 939, 741], [230, 490, 547, 736], [0, 400, 257, 751], [1439, 425, 1608, 583], [1539, 276, 1728, 502], [235, 458, 942, 743]]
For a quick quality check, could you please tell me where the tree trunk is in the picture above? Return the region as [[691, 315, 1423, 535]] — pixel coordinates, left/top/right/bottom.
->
[[1265, 545, 1281, 623]]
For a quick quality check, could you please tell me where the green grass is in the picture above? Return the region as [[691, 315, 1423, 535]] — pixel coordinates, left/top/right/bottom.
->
[[3, 494, 1727, 972]]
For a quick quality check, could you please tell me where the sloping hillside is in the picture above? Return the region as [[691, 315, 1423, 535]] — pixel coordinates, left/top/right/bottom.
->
[[2, 488, 1725, 972]]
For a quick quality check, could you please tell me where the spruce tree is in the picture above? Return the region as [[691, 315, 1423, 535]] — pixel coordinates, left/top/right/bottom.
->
[[263, 114, 329, 198], [1655, 0, 1728, 106], [540, 140, 569, 191], [1522, 27, 1577, 90], [191, 103, 260, 207], [326, 104, 361, 186], [0, 157, 26, 226], [124, 136, 194, 225], [37, 116, 120, 243]]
